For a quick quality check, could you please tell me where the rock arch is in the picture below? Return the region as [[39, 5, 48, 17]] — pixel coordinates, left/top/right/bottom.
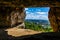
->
[[0, 0, 60, 32]]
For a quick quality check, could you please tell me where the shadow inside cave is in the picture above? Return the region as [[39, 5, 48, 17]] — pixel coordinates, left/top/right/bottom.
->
[[0, 29, 60, 40]]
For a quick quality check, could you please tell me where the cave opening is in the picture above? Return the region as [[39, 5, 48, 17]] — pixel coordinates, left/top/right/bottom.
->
[[24, 7, 53, 32]]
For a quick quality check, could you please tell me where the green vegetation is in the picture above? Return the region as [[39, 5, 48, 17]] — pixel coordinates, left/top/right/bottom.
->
[[25, 21, 53, 32]]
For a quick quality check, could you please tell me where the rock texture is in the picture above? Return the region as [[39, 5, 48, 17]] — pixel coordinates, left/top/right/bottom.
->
[[49, 7, 60, 32], [0, 0, 60, 32], [10, 7, 26, 28], [5, 27, 41, 37], [0, 6, 26, 28]]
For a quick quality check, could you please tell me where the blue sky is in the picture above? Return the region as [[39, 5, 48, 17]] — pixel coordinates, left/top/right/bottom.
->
[[25, 7, 50, 20]]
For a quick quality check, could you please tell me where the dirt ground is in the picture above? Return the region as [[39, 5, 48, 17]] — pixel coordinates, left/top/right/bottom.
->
[[5, 27, 42, 37]]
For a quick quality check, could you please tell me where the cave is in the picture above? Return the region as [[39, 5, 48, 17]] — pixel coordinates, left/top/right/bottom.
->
[[0, 0, 60, 32]]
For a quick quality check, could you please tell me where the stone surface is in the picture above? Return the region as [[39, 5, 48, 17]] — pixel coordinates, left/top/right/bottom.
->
[[5, 27, 41, 37], [0, 0, 60, 32], [49, 7, 60, 32], [0, 6, 26, 28]]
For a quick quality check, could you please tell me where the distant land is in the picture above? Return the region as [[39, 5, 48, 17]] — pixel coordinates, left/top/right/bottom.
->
[[25, 19, 50, 25]]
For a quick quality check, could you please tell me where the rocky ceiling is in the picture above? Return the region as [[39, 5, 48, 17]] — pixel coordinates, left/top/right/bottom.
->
[[0, 0, 60, 7]]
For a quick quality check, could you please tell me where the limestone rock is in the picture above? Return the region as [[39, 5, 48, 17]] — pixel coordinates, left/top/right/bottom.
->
[[0, 7, 26, 28], [0, 0, 60, 32]]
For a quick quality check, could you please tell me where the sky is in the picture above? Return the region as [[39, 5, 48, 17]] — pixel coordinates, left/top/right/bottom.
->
[[25, 7, 50, 20]]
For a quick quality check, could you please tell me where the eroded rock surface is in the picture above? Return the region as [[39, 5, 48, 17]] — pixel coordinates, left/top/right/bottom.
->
[[49, 7, 60, 32], [5, 27, 41, 37], [0, 0, 60, 32], [0, 7, 26, 28]]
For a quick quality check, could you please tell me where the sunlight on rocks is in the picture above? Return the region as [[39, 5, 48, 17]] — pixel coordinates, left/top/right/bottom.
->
[[5, 27, 42, 37]]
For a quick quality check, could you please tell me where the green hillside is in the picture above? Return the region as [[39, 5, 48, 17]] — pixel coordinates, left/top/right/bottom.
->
[[25, 21, 53, 32]]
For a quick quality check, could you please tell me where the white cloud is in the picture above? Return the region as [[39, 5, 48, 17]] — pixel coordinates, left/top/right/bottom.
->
[[26, 11, 30, 13], [25, 11, 48, 20], [39, 15, 48, 20], [36, 12, 48, 15], [25, 8, 28, 10], [25, 14, 48, 20]]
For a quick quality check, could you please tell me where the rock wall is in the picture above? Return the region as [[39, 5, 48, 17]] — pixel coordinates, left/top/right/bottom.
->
[[10, 7, 26, 28], [0, 6, 26, 28], [48, 7, 60, 32], [0, 6, 12, 27]]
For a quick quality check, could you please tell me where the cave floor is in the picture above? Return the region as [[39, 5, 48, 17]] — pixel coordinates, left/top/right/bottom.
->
[[4, 27, 42, 37], [0, 27, 60, 40]]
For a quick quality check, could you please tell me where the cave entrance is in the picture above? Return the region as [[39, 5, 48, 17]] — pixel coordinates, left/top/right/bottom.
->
[[24, 7, 53, 32]]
